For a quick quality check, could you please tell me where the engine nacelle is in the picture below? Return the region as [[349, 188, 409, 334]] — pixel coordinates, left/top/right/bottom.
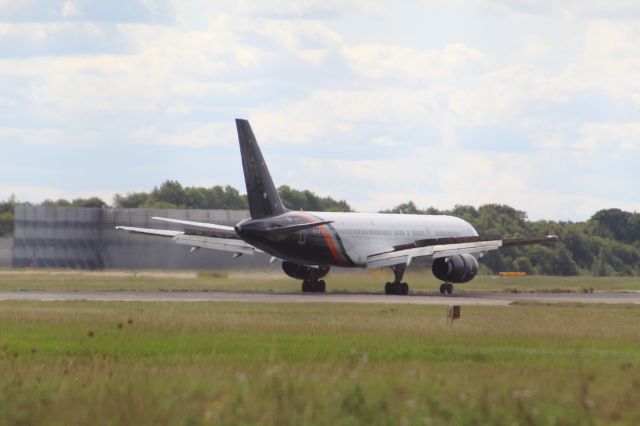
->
[[431, 254, 478, 284], [282, 262, 330, 281]]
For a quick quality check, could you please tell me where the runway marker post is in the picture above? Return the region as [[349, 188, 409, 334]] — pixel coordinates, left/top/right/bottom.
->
[[447, 305, 461, 325]]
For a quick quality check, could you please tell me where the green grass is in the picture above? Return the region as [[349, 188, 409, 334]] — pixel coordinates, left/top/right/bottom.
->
[[1, 300, 640, 425], [1, 269, 640, 293]]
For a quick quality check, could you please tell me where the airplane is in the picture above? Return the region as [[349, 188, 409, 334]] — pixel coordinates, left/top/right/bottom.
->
[[116, 119, 558, 295]]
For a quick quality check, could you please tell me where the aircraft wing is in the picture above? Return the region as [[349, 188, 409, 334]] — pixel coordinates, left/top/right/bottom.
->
[[115, 225, 259, 256], [365, 235, 558, 269]]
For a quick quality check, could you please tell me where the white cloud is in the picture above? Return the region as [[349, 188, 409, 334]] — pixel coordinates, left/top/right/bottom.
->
[[239, 0, 385, 19], [299, 146, 637, 220], [0, 21, 106, 51], [371, 136, 396, 147], [0, 20, 261, 118], [343, 43, 485, 84], [518, 36, 553, 61], [255, 19, 343, 65], [530, 132, 569, 150], [2, 1, 640, 219], [62, 1, 81, 18], [448, 64, 570, 127], [575, 122, 640, 154], [0, 127, 97, 147], [250, 88, 439, 145], [575, 21, 640, 98], [0, 184, 66, 203], [474, 0, 640, 19], [0, 184, 119, 205], [130, 122, 234, 147]]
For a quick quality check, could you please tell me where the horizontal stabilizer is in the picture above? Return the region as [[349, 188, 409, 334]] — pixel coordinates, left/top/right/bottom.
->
[[152, 217, 236, 231], [115, 226, 182, 238], [116, 226, 259, 255]]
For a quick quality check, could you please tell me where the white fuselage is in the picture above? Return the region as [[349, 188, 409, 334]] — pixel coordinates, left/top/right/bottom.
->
[[282, 212, 478, 266]]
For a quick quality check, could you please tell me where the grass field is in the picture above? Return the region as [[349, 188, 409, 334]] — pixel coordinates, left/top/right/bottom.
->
[[1, 268, 640, 293], [1, 299, 640, 425]]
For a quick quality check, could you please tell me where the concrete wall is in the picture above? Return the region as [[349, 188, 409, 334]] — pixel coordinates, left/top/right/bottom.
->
[[0, 238, 12, 267], [12, 206, 272, 270]]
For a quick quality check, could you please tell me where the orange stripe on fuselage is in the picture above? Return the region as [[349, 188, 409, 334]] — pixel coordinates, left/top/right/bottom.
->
[[292, 212, 347, 266]]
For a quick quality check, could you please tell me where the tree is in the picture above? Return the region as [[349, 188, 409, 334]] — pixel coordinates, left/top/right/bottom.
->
[[628, 214, 640, 243], [151, 180, 186, 207], [278, 185, 351, 212], [475, 204, 528, 237], [114, 192, 150, 208], [381, 201, 422, 214], [0, 195, 16, 237], [589, 208, 632, 241], [513, 256, 535, 275], [562, 227, 594, 269], [592, 247, 615, 276], [42, 198, 107, 208], [451, 205, 478, 223], [552, 245, 580, 276], [71, 197, 107, 208], [42, 199, 71, 207]]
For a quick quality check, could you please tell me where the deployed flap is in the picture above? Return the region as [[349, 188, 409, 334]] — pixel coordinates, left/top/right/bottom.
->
[[502, 235, 558, 246], [431, 240, 502, 259]]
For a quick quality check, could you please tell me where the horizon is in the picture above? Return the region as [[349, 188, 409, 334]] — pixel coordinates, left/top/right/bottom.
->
[[1, 1, 639, 221]]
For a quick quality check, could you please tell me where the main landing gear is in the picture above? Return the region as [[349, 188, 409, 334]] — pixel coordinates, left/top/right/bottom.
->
[[302, 279, 326, 293], [439, 282, 454, 295], [384, 264, 409, 295]]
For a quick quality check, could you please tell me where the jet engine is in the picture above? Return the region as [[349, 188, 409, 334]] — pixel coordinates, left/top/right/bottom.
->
[[431, 254, 478, 283], [282, 261, 330, 281]]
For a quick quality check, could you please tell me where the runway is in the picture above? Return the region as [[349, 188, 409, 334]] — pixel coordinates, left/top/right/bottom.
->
[[1, 291, 639, 305]]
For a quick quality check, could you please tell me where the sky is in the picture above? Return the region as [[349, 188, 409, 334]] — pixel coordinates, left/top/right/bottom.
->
[[0, 0, 639, 221]]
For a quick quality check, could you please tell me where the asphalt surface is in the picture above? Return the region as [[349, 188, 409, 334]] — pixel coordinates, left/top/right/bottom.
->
[[0, 291, 639, 305]]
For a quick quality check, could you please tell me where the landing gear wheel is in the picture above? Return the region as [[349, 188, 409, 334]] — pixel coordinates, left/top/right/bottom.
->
[[439, 283, 454, 295], [302, 279, 326, 293], [384, 282, 409, 295], [384, 265, 409, 295], [401, 282, 409, 295]]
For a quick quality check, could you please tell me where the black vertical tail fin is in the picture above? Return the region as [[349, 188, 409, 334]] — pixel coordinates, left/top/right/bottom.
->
[[235, 119, 287, 219]]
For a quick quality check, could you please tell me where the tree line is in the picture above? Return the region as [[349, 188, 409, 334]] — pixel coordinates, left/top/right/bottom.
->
[[0, 182, 638, 276], [0, 181, 351, 237]]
